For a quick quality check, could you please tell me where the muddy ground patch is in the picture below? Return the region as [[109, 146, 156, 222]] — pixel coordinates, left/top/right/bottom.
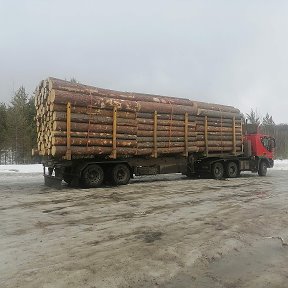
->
[[0, 171, 288, 288]]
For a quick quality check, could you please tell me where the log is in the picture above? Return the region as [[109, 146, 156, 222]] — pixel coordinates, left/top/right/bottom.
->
[[48, 78, 240, 114], [52, 111, 137, 126], [136, 136, 196, 142], [138, 142, 190, 148], [194, 101, 240, 113], [35, 77, 243, 158], [195, 116, 242, 124], [138, 101, 197, 114], [52, 137, 137, 147], [137, 117, 196, 128], [49, 77, 197, 106], [52, 121, 137, 134], [137, 124, 191, 132], [137, 112, 186, 121], [197, 108, 242, 119], [51, 89, 200, 114], [51, 131, 137, 140], [50, 103, 136, 119], [50, 89, 138, 112], [196, 135, 242, 141], [195, 141, 242, 147], [137, 130, 197, 137], [203, 131, 242, 136], [196, 126, 242, 133]]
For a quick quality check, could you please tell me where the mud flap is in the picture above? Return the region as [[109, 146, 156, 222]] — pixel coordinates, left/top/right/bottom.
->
[[44, 175, 62, 190]]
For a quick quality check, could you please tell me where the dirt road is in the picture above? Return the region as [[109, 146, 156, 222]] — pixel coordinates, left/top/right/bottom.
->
[[1, 170, 288, 288]]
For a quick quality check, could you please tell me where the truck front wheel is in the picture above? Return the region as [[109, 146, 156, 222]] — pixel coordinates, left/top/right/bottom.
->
[[258, 160, 268, 176], [81, 164, 104, 188], [211, 162, 224, 179], [111, 164, 131, 185]]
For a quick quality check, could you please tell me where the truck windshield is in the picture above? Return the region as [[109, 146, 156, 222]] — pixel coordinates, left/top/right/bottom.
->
[[261, 137, 275, 152]]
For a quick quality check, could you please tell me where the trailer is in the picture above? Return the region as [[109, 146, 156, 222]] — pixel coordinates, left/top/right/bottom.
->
[[34, 78, 275, 188]]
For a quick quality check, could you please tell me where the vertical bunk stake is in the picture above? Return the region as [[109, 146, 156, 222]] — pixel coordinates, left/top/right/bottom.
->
[[204, 116, 209, 156], [232, 116, 236, 155], [153, 111, 158, 158], [184, 112, 188, 156], [65, 102, 72, 160], [111, 106, 117, 159]]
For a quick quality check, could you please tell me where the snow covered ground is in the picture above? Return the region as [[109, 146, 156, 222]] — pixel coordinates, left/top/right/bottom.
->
[[0, 164, 43, 173], [0, 160, 287, 174], [273, 159, 288, 170]]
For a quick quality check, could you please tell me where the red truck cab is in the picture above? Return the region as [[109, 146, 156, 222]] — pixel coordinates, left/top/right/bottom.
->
[[245, 133, 275, 159], [243, 125, 275, 176]]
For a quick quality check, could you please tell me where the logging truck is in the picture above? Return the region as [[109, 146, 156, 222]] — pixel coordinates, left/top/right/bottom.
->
[[34, 78, 275, 188]]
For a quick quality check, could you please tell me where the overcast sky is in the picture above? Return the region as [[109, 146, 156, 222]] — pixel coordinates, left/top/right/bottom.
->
[[1, 0, 288, 123]]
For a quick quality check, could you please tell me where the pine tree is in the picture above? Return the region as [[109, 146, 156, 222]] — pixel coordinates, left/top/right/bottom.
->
[[246, 109, 261, 125], [6, 87, 36, 163], [262, 113, 275, 126], [0, 103, 7, 163], [261, 113, 275, 136]]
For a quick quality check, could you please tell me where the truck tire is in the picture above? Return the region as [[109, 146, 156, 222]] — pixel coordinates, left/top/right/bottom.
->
[[211, 162, 224, 179], [258, 160, 268, 176], [226, 162, 239, 178], [63, 175, 73, 185], [81, 164, 104, 188], [63, 168, 73, 185], [111, 164, 131, 185]]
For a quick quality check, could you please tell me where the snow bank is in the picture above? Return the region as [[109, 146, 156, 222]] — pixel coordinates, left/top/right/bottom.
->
[[0, 160, 287, 174], [0, 164, 43, 173], [273, 160, 288, 171]]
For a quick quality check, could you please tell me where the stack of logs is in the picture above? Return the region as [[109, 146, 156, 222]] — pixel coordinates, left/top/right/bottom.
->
[[34, 78, 243, 158]]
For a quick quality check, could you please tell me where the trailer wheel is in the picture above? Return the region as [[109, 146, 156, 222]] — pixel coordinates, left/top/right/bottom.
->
[[211, 162, 224, 179], [226, 162, 239, 178], [63, 168, 73, 185], [81, 164, 104, 188], [258, 160, 268, 176], [111, 164, 131, 185], [63, 175, 73, 185]]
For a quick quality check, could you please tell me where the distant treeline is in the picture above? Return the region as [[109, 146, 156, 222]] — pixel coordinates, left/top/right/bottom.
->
[[0, 87, 36, 164], [0, 88, 287, 164], [260, 124, 288, 159]]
